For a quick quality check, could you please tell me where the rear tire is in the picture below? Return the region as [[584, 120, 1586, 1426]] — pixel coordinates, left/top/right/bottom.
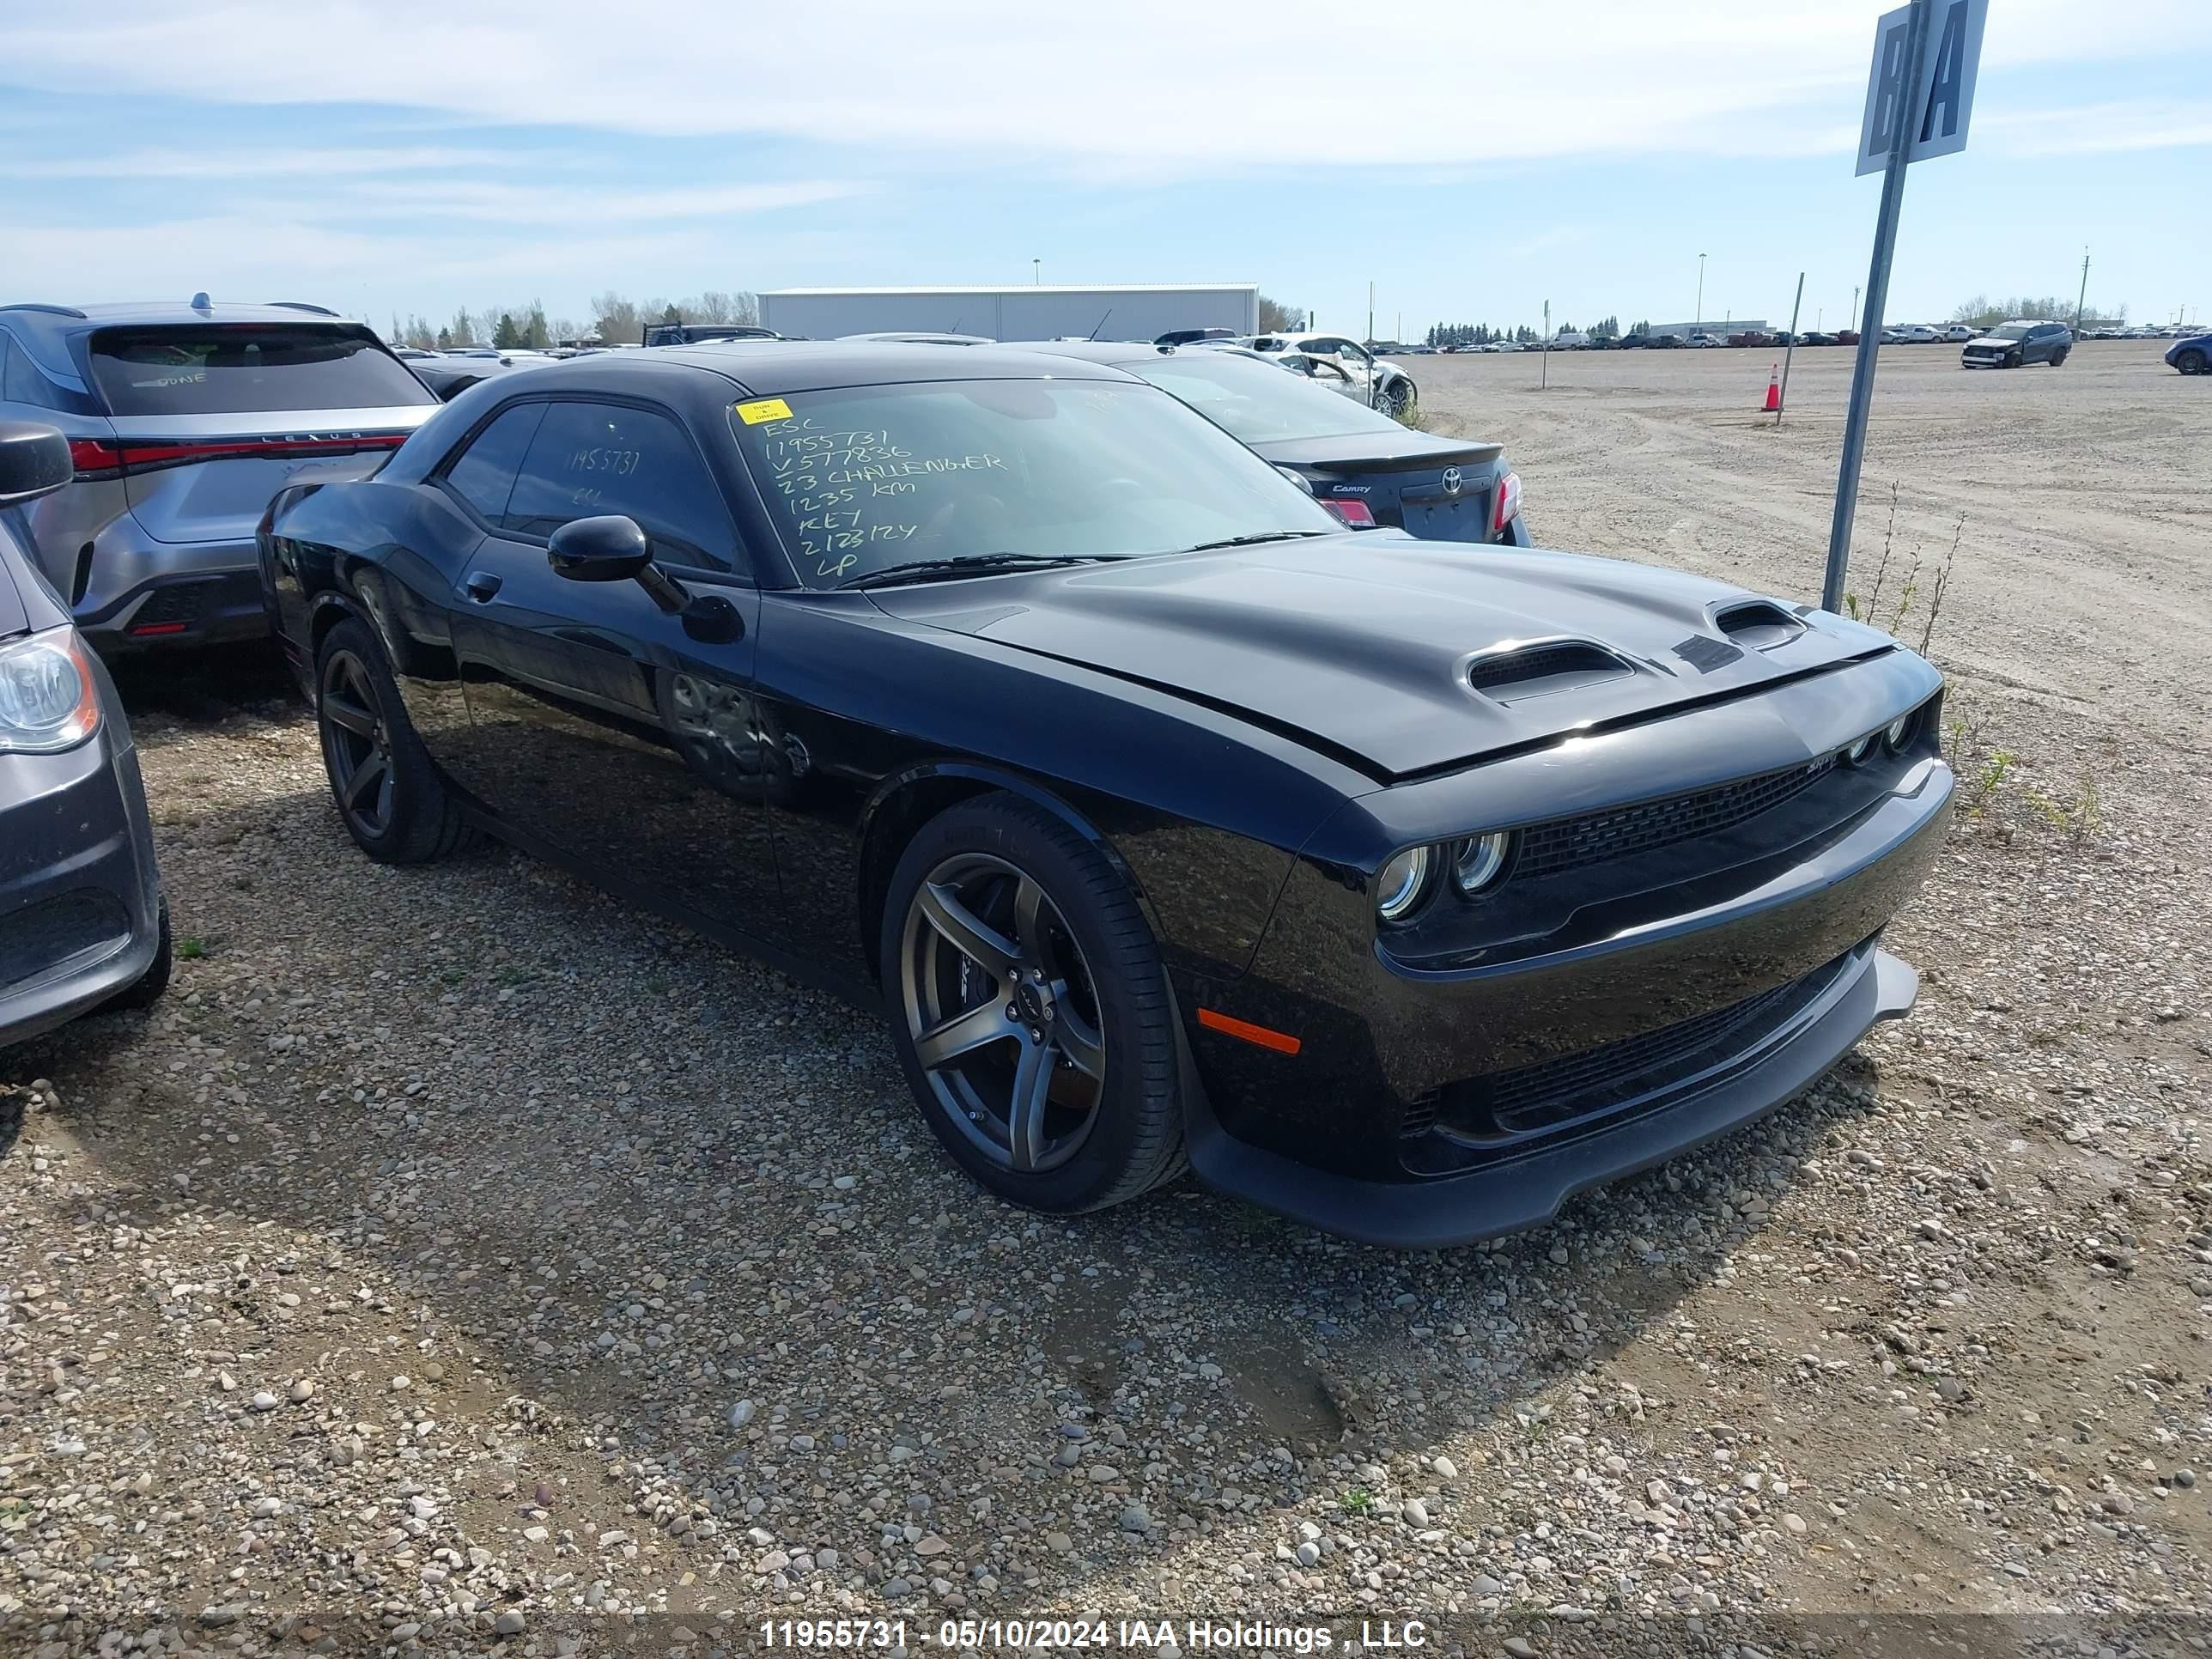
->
[[881, 793, 1184, 1214], [314, 617, 475, 864], [2049, 349, 2068, 367]]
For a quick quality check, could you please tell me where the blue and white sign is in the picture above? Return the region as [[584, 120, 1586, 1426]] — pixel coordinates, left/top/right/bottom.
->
[[1856, 0, 1987, 175]]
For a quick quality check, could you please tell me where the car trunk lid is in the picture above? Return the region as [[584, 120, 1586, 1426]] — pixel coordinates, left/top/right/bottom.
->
[[1249, 432, 1507, 542]]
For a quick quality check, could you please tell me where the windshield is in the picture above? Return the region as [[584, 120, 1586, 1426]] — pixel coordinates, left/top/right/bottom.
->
[[729, 378, 1338, 589], [86, 325, 436, 416], [1987, 325, 2030, 341], [1130, 353, 1406, 445]]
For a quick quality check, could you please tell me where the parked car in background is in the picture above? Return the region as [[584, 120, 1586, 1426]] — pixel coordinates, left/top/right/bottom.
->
[[1941, 325, 1978, 343], [406, 351, 559, 401], [1726, 331, 1771, 348], [1882, 325, 1941, 344], [1012, 341, 1528, 545], [1962, 320, 2071, 369], [2164, 332, 2211, 374], [258, 341, 1951, 1246], [0, 421, 170, 1047], [1233, 332, 1419, 416], [641, 323, 782, 348], [1835, 330, 1862, 346], [838, 331, 992, 346], [0, 298, 441, 651], [1154, 327, 1237, 347], [1796, 331, 1838, 347]]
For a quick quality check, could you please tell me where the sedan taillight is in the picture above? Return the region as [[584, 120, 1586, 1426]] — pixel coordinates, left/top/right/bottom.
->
[[1493, 470, 1522, 533], [1320, 499, 1376, 528]]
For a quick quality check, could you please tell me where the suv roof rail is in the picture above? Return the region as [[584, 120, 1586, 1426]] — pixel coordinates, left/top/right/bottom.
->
[[266, 301, 342, 316], [0, 302, 89, 319]]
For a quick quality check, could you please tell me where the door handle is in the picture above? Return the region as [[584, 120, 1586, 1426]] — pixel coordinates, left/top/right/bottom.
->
[[464, 571, 503, 602]]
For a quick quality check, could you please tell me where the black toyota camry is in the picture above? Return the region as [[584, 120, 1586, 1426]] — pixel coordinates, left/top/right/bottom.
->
[[1012, 340, 1529, 544], [258, 343, 1952, 1247]]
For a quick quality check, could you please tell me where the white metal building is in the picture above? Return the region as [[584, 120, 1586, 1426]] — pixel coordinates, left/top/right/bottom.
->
[[757, 284, 1259, 344]]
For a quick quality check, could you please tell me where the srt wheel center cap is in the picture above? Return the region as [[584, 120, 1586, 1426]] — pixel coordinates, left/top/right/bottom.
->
[[1012, 978, 1050, 1025]]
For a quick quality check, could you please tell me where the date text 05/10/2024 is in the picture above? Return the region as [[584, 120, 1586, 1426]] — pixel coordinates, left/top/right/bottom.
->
[[758, 1620, 1432, 1650]]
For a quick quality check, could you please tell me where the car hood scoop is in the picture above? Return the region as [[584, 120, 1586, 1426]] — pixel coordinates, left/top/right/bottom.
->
[[870, 534, 1890, 780]]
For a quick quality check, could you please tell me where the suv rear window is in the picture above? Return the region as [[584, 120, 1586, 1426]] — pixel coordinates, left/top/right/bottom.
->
[[86, 325, 436, 416]]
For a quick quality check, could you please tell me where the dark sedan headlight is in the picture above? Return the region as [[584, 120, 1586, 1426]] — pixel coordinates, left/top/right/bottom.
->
[[1453, 832, 1513, 895], [1375, 846, 1434, 924], [0, 625, 101, 753]]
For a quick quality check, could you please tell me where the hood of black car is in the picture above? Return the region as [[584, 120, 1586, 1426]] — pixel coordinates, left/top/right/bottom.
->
[[870, 534, 1893, 779]]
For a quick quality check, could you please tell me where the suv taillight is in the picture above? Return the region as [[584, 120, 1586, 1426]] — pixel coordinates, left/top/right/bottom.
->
[[68, 431, 410, 481]]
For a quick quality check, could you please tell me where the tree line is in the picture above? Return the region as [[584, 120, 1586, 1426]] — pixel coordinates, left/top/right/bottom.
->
[[388, 290, 760, 350], [1948, 293, 2125, 329]]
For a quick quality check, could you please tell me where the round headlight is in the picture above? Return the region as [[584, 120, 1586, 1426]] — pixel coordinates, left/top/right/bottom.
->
[[1845, 733, 1875, 765], [1375, 846, 1433, 924], [1453, 832, 1512, 895], [1884, 710, 1917, 750]]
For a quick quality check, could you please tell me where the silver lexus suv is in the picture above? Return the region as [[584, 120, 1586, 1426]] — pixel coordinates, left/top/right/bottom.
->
[[0, 298, 438, 650]]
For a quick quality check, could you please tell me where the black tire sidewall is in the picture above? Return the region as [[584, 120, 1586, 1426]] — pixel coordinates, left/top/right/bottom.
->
[[2181, 350, 2206, 375], [314, 617, 447, 863], [879, 794, 1180, 1213]]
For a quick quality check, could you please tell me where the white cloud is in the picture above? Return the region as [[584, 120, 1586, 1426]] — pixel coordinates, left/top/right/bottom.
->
[[34, 146, 531, 179], [3, 0, 2206, 169], [1977, 101, 2212, 157]]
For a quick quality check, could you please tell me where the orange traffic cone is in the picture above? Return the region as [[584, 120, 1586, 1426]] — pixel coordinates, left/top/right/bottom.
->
[[1762, 363, 1781, 412]]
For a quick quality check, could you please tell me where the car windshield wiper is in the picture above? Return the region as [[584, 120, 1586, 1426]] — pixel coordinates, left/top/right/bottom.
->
[[1177, 531, 1334, 553], [839, 554, 1117, 591]]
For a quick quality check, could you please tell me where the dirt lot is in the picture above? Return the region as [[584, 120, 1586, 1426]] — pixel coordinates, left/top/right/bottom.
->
[[3, 341, 2207, 1658]]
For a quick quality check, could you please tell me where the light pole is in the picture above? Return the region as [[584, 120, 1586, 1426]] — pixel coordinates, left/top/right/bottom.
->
[[1032, 259, 1040, 286], [2075, 246, 2089, 331], [1696, 253, 1706, 331], [1852, 285, 1861, 331]]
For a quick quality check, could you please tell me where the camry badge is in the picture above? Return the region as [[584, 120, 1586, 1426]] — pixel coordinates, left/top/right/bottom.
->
[[1441, 466, 1463, 496]]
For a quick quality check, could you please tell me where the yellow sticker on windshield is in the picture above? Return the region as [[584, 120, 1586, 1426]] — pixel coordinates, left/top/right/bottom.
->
[[735, 397, 793, 425]]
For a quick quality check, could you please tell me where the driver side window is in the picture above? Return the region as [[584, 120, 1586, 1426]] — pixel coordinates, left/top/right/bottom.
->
[[504, 400, 738, 574]]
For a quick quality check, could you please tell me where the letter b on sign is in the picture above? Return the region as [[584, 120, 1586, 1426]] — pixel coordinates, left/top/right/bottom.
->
[[1856, 0, 1985, 174]]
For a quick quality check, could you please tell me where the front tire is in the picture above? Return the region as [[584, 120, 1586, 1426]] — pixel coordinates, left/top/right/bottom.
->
[[1376, 379, 1413, 419], [881, 793, 1184, 1214], [2004, 350, 2022, 368], [2177, 348, 2205, 375], [314, 617, 474, 864], [2049, 349, 2068, 367]]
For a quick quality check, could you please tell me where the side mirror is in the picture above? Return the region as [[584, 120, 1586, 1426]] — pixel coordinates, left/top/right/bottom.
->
[[0, 421, 73, 506], [549, 514, 652, 582]]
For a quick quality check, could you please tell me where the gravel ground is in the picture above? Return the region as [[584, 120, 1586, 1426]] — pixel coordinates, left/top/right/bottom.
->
[[3, 340, 2207, 1657]]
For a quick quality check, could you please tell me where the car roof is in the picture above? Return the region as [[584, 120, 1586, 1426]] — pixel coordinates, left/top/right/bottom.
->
[[0, 300, 365, 351], [632, 339, 1141, 394], [1005, 340, 1280, 371]]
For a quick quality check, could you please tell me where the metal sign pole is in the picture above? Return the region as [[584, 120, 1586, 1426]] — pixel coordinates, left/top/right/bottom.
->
[[1541, 300, 1550, 389], [1823, 0, 1935, 613], [1777, 271, 1805, 425]]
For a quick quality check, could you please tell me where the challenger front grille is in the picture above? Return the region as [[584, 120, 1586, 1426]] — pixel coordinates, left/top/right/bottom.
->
[[1425, 947, 1856, 1146], [1513, 753, 1838, 880]]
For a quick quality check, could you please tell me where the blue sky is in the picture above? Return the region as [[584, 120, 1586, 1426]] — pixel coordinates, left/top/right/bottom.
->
[[2, 0, 2204, 339]]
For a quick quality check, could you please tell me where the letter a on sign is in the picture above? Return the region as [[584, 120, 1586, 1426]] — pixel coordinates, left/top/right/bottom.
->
[[1856, 0, 1986, 174]]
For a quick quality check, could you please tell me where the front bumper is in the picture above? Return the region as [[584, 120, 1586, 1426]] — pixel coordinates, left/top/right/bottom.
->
[[0, 723, 165, 1048], [1175, 650, 1953, 1244], [1187, 939, 1915, 1247]]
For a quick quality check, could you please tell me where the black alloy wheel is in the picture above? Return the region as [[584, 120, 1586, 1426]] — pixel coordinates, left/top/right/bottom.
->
[[900, 850, 1107, 1174], [2178, 348, 2207, 375], [313, 617, 474, 864], [1377, 380, 1413, 419], [320, 645, 397, 842], [881, 794, 1185, 1213]]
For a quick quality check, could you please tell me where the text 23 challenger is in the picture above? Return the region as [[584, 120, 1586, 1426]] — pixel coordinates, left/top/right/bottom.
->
[[257, 343, 1951, 1246]]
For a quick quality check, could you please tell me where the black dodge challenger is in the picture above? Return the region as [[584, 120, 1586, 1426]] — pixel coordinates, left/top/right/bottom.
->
[[258, 343, 1952, 1247]]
